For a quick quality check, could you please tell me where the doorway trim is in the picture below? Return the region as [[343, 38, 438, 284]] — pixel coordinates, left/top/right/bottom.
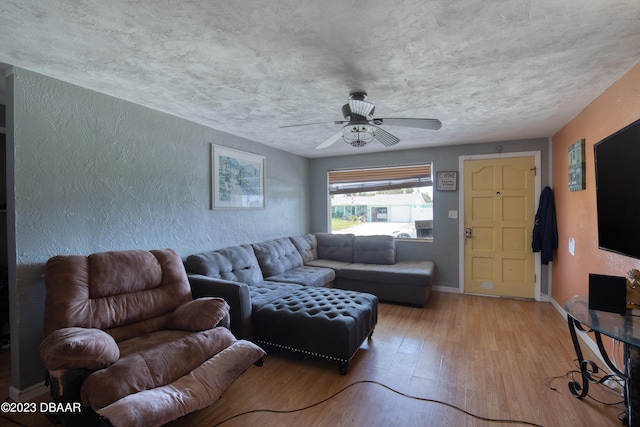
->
[[457, 151, 542, 300]]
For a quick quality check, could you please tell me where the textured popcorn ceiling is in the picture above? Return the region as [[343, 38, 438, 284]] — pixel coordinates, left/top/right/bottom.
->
[[1, 0, 639, 158]]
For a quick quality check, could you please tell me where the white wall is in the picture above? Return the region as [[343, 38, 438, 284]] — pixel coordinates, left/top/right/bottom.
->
[[7, 68, 310, 391]]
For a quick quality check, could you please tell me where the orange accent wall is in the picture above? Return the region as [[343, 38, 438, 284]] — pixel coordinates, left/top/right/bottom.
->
[[552, 62, 640, 304]]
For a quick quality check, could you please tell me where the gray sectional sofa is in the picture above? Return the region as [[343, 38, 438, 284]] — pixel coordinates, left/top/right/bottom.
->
[[185, 233, 434, 340]]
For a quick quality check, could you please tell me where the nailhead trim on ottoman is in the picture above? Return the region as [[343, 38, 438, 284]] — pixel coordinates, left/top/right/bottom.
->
[[253, 287, 378, 374]]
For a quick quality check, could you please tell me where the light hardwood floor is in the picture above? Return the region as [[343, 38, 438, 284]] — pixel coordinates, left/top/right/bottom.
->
[[0, 292, 626, 426]]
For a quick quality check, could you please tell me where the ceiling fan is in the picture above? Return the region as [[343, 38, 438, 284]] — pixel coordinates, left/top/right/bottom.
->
[[280, 91, 442, 149]]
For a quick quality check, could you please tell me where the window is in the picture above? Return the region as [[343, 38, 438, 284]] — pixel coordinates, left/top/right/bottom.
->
[[328, 164, 433, 240]]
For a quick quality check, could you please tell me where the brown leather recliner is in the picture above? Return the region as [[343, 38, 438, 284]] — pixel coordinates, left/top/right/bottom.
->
[[39, 248, 265, 427]]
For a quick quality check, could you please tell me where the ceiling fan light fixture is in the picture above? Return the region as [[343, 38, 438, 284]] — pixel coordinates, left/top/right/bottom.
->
[[342, 124, 375, 148]]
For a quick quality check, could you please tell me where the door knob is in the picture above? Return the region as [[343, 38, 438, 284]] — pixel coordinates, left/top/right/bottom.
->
[[465, 228, 472, 238]]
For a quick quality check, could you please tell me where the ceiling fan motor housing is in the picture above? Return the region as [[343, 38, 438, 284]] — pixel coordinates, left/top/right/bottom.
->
[[341, 103, 375, 121]]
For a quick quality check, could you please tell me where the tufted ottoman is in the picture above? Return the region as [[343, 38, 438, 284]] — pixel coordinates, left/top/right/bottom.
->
[[253, 287, 378, 374]]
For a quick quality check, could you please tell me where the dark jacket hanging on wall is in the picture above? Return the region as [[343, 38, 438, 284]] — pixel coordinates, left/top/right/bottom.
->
[[532, 186, 558, 264]]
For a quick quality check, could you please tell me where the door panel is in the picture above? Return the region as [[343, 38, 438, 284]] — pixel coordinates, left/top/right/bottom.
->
[[464, 157, 535, 298]]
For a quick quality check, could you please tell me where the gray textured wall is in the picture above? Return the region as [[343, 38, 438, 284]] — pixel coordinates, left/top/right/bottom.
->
[[309, 138, 550, 291], [7, 68, 310, 391]]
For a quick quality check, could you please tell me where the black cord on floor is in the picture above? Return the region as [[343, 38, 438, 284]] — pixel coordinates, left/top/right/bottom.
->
[[544, 365, 628, 425], [210, 379, 544, 427], [544, 360, 625, 406]]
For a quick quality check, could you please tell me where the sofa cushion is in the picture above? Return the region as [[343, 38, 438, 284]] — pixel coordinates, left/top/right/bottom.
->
[[289, 234, 318, 263], [265, 266, 335, 288], [168, 297, 230, 332], [251, 238, 304, 277], [184, 245, 264, 286], [81, 327, 237, 410], [248, 281, 303, 310], [315, 233, 355, 263], [39, 327, 120, 371], [338, 261, 435, 286], [353, 235, 396, 264], [305, 258, 353, 271]]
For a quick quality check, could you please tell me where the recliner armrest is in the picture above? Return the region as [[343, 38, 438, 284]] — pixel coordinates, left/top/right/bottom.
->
[[39, 327, 120, 371], [187, 274, 253, 339], [168, 297, 230, 332]]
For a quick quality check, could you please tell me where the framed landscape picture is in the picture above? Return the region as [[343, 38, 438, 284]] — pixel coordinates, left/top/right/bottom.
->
[[212, 145, 265, 209]]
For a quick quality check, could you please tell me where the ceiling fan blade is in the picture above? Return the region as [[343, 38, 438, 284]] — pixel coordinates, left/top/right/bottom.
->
[[280, 120, 348, 129], [315, 129, 345, 150], [280, 121, 334, 128], [373, 118, 442, 130], [372, 125, 400, 147]]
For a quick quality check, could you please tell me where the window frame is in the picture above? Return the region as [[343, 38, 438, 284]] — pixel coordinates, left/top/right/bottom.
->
[[328, 163, 433, 241]]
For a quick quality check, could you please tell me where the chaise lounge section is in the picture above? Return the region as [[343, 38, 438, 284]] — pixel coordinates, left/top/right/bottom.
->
[[293, 233, 435, 307], [185, 240, 335, 340]]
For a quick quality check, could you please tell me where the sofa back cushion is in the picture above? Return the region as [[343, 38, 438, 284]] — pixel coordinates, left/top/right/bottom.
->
[[353, 235, 396, 264], [44, 249, 192, 341], [315, 233, 355, 263], [185, 244, 264, 286], [251, 238, 304, 277], [289, 234, 318, 263]]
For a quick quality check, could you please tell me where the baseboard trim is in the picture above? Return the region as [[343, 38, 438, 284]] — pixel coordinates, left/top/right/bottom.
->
[[9, 382, 48, 402], [550, 297, 612, 370], [433, 285, 460, 293], [540, 294, 551, 302], [434, 286, 551, 302]]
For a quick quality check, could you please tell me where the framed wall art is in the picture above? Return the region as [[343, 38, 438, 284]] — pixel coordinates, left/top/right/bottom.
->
[[436, 171, 457, 191], [568, 139, 585, 192], [211, 145, 265, 209]]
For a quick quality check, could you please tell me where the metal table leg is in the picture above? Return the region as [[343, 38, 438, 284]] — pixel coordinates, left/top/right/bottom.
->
[[567, 314, 632, 425]]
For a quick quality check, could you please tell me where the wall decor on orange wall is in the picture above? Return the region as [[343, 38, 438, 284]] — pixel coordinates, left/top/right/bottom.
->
[[568, 139, 586, 192]]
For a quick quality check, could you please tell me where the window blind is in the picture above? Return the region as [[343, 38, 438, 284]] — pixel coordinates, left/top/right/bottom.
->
[[328, 164, 432, 195]]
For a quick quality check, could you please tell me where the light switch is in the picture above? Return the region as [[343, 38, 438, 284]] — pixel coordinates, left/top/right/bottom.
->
[[568, 237, 575, 256], [448, 210, 458, 219]]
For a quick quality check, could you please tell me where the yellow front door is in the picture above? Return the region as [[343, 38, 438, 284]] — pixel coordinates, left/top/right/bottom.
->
[[463, 156, 536, 298]]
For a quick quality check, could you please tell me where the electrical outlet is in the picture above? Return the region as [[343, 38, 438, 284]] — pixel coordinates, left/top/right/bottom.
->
[[448, 210, 458, 219]]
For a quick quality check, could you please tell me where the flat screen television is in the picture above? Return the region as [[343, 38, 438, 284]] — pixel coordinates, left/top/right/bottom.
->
[[594, 117, 640, 259]]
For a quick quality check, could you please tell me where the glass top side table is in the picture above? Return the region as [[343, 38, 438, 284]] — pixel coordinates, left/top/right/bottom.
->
[[564, 295, 640, 427]]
